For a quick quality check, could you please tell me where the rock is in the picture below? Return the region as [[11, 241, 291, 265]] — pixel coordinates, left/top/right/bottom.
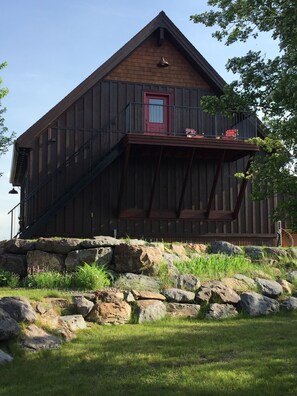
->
[[162, 252, 182, 265], [36, 237, 82, 254], [280, 297, 297, 310], [233, 274, 256, 289], [178, 274, 200, 292], [170, 244, 189, 261], [113, 244, 163, 275], [131, 290, 166, 301], [264, 247, 287, 260], [240, 292, 279, 316], [287, 271, 297, 283], [95, 289, 124, 302], [22, 324, 62, 351], [134, 300, 167, 323], [86, 300, 131, 324], [205, 303, 238, 320], [162, 288, 195, 303], [3, 239, 35, 254], [35, 303, 47, 315], [124, 239, 147, 246], [0, 308, 21, 340], [244, 246, 264, 261], [166, 303, 200, 318], [277, 279, 292, 294], [27, 250, 65, 273], [114, 273, 162, 292], [44, 298, 71, 310], [255, 278, 283, 298], [188, 243, 207, 254], [222, 277, 250, 292], [37, 308, 75, 341], [72, 296, 94, 317], [0, 349, 13, 364], [80, 236, 120, 248], [196, 280, 240, 304], [65, 247, 113, 271], [0, 297, 37, 323], [286, 248, 297, 260], [211, 241, 243, 256], [160, 255, 181, 286], [123, 291, 135, 303], [0, 253, 27, 277], [59, 315, 87, 332]]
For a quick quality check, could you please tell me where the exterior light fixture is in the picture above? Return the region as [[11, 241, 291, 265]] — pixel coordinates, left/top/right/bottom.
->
[[158, 57, 169, 67], [9, 188, 18, 194]]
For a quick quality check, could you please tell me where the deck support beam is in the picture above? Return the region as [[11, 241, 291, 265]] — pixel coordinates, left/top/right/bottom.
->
[[177, 148, 196, 218], [205, 150, 225, 219], [232, 154, 254, 219], [147, 146, 163, 218], [117, 143, 131, 217]]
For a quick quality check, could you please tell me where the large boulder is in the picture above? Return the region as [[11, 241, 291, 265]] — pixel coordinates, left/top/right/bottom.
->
[[0, 253, 27, 277], [263, 247, 287, 260], [280, 297, 297, 311], [166, 303, 200, 318], [22, 324, 62, 351], [244, 246, 264, 261], [134, 300, 166, 323], [3, 239, 35, 254], [131, 290, 166, 301], [196, 280, 240, 304], [113, 243, 163, 275], [240, 292, 279, 316], [162, 288, 195, 303], [255, 278, 283, 298], [0, 308, 21, 341], [211, 241, 243, 256], [221, 277, 250, 293], [72, 296, 94, 317], [287, 271, 297, 283], [114, 273, 162, 292], [178, 274, 200, 292], [80, 236, 120, 248], [65, 247, 113, 271], [233, 274, 256, 289], [170, 244, 189, 261], [86, 300, 131, 325], [36, 238, 82, 254], [27, 250, 65, 273], [0, 297, 37, 323], [59, 315, 87, 332], [205, 303, 238, 320], [0, 349, 13, 365]]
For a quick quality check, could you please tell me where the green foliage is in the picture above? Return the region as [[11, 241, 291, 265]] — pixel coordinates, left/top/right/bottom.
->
[[71, 263, 112, 291], [155, 260, 176, 288], [0, 61, 15, 173], [174, 254, 276, 281], [0, 270, 20, 288], [191, 1, 297, 229], [25, 271, 72, 290]]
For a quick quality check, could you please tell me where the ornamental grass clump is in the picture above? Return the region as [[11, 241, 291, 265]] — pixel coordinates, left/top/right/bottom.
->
[[71, 263, 112, 291], [25, 271, 72, 290]]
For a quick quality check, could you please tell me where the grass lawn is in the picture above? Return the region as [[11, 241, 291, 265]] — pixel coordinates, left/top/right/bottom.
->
[[1, 312, 297, 396]]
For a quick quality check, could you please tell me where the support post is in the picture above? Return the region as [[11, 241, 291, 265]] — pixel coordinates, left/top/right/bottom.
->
[[205, 150, 225, 218], [177, 148, 196, 218], [147, 147, 163, 218]]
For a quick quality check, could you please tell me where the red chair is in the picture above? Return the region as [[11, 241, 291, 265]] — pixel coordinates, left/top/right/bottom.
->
[[224, 129, 238, 139]]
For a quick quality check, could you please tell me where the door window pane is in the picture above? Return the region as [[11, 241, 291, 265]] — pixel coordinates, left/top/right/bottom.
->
[[149, 99, 164, 123]]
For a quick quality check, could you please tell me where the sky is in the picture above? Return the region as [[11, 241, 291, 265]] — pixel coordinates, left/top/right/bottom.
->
[[0, 0, 278, 240]]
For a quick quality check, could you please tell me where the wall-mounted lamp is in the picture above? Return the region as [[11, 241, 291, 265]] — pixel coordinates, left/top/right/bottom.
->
[[9, 188, 18, 194], [157, 56, 169, 67]]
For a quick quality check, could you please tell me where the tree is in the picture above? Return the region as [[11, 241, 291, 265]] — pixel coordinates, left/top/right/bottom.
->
[[0, 61, 15, 176], [191, 0, 297, 230]]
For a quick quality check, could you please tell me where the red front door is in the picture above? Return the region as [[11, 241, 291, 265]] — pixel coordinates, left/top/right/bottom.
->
[[144, 93, 169, 135]]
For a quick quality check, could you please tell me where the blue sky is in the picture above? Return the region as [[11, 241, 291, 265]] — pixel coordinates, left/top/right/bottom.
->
[[0, 0, 278, 240]]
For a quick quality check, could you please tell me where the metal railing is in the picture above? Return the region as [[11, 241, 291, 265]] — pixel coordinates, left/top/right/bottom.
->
[[123, 103, 257, 139]]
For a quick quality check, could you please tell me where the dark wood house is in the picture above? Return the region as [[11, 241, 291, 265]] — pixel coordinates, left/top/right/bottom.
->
[[9, 11, 277, 245]]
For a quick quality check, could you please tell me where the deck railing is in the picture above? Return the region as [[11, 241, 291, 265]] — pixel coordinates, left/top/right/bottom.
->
[[122, 103, 257, 139]]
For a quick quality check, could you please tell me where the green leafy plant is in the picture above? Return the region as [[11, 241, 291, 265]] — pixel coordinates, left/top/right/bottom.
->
[[7, 274, 20, 288], [0, 270, 19, 287], [71, 263, 112, 291], [25, 271, 72, 290]]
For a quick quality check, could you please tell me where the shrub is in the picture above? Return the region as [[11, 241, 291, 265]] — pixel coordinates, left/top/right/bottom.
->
[[0, 270, 19, 287], [71, 263, 112, 291], [25, 271, 72, 289]]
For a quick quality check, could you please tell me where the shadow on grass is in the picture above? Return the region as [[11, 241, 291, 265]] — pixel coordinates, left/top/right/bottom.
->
[[0, 313, 297, 396]]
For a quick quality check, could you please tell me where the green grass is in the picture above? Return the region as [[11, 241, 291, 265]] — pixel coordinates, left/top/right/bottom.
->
[[0, 287, 70, 301], [1, 313, 297, 395], [174, 254, 281, 282]]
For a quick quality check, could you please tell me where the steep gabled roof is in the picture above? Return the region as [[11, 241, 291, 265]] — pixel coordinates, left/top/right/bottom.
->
[[16, 11, 226, 148]]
